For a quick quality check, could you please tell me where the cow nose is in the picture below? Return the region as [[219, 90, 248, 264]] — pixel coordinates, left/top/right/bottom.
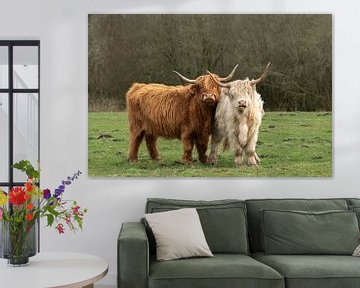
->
[[203, 94, 215, 101], [238, 100, 246, 106]]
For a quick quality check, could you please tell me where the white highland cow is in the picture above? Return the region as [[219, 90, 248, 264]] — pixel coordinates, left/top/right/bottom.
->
[[207, 62, 271, 166]]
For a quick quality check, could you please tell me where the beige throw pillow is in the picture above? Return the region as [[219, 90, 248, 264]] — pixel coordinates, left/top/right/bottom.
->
[[353, 244, 360, 256], [145, 208, 213, 261]]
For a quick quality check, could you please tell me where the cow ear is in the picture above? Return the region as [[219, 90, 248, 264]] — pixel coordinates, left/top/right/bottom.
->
[[222, 88, 231, 97], [189, 84, 199, 97]]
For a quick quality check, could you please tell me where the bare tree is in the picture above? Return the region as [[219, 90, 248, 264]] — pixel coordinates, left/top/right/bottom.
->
[[88, 14, 332, 112]]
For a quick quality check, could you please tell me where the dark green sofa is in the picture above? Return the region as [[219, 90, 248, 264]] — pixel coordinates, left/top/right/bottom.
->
[[118, 198, 360, 288]]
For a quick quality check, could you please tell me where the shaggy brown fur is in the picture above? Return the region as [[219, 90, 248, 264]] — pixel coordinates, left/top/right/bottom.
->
[[126, 75, 221, 163]]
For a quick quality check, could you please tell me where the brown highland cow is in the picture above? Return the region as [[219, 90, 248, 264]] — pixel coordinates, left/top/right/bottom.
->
[[126, 66, 238, 163]]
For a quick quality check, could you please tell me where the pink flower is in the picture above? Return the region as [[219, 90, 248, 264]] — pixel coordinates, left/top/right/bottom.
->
[[56, 223, 65, 234], [72, 205, 80, 215], [65, 214, 71, 225], [0, 208, 3, 220]]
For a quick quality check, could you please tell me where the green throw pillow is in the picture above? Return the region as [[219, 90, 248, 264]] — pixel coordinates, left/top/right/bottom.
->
[[261, 209, 360, 255]]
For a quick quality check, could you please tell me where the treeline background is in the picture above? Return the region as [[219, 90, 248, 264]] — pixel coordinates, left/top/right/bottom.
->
[[88, 14, 332, 112]]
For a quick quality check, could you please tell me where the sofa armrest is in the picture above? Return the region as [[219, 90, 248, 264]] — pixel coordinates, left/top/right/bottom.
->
[[118, 222, 149, 288]]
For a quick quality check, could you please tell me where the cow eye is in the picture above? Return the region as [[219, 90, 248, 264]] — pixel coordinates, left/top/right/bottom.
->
[[226, 93, 232, 99]]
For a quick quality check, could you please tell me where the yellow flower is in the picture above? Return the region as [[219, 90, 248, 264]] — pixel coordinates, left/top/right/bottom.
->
[[0, 190, 7, 206]]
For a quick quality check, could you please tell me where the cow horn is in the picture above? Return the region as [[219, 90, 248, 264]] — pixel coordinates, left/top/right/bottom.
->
[[207, 71, 232, 88], [218, 64, 239, 82], [249, 62, 272, 86], [173, 70, 197, 83]]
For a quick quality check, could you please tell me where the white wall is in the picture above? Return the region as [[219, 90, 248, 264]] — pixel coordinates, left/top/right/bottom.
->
[[1, 0, 360, 286]]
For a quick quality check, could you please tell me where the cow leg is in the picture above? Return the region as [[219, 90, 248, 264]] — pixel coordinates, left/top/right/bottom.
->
[[222, 137, 230, 152], [238, 123, 248, 148], [233, 123, 249, 166], [246, 133, 259, 166], [145, 134, 159, 160], [254, 152, 261, 164], [196, 134, 210, 164], [208, 134, 222, 165], [181, 133, 193, 163], [234, 139, 244, 167], [128, 130, 145, 162]]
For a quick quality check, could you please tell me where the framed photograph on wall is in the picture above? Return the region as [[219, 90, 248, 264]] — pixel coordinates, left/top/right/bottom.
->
[[88, 14, 332, 177]]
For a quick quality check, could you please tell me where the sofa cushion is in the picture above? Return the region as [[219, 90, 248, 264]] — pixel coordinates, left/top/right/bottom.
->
[[246, 198, 349, 252], [146, 198, 248, 254], [261, 209, 359, 255], [149, 254, 284, 288], [252, 252, 360, 288], [145, 208, 213, 261], [347, 198, 360, 207], [347, 199, 360, 228], [349, 205, 360, 228]]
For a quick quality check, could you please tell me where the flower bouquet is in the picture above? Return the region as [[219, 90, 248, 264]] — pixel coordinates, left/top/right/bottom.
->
[[0, 160, 87, 266]]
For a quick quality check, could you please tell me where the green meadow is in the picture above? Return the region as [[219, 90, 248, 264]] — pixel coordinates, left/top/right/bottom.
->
[[88, 112, 332, 177]]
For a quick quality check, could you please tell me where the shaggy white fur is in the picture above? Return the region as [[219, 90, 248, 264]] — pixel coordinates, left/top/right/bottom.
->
[[208, 79, 264, 166]]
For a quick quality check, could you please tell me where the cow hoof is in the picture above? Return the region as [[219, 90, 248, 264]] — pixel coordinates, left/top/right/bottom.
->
[[199, 157, 208, 164], [181, 158, 193, 165], [182, 156, 192, 164], [128, 159, 138, 163], [247, 157, 258, 166], [235, 157, 243, 167], [207, 158, 217, 165], [255, 153, 261, 164]]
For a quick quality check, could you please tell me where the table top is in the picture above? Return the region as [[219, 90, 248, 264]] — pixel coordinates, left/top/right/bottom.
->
[[0, 252, 108, 288]]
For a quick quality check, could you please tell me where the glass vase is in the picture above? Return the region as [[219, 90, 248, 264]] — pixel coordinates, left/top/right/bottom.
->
[[0, 220, 37, 266]]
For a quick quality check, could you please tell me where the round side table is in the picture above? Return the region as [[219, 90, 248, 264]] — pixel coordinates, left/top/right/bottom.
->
[[0, 252, 108, 288]]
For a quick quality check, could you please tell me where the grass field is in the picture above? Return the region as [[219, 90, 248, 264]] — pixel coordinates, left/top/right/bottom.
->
[[88, 112, 332, 177]]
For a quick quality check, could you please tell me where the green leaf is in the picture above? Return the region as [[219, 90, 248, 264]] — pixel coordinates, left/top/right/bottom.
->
[[12, 160, 40, 180], [47, 206, 60, 217], [47, 214, 54, 227]]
